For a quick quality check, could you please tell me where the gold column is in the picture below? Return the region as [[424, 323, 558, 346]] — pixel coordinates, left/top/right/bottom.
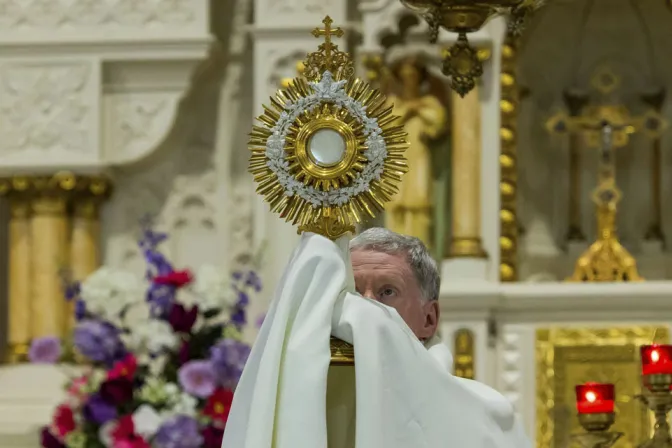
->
[[448, 85, 487, 257], [69, 197, 101, 328], [6, 198, 32, 362], [30, 194, 69, 338], [71, 198, 101, 281]]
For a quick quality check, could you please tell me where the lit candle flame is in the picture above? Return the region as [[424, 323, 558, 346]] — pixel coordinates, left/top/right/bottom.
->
[[585, 391, 597, 403], [652, 349, 660, 362]]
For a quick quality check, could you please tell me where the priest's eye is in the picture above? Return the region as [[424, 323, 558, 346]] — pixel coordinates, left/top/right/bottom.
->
[[379, 288, 396, 299]]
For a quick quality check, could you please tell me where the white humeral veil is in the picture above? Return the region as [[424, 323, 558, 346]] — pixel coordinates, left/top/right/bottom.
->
[[222, 233, 531, 448]]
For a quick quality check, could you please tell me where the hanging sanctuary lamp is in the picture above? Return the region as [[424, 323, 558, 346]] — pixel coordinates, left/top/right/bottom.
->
[[398, 0, 545, 96]]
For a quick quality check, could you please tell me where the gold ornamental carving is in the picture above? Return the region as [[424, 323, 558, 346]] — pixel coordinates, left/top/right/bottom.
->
[[498, 35, 520, 282], [453, 328, 475, 379], [536, 327, 669, 448], [248, 17, 410, 365], [0, 172, 112, 201]]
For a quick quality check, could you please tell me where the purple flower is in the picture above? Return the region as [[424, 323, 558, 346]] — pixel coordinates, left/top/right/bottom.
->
[[255, 313, 266, 328], [74, 299, 87, 321], [154, 415, 203, 448], [40, 427, 65, 448], [28, 337, 62, 364], [146, 283, 175, 317], [178, 360, 217, 398], [201, 425, 224, 448], [64, 281, 81, 302], [230, 307, 247, 328], [178, 341, 191, 365], [100, 378, 134, 405], [168, 303, 198, 333], [236, 290, 249, 307], [245, 271, 262, 292], [210, 339, 250, 388], [83, 394, 117, 424], [73, 320, 125, 364]]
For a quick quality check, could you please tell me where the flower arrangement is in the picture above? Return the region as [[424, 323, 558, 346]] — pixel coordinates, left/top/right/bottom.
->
[[30, 222, 262, 448]]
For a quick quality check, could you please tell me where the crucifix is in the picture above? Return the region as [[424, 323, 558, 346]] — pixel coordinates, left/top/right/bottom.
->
[[567, 121, 642, 282], [546, 100, 667, 245]]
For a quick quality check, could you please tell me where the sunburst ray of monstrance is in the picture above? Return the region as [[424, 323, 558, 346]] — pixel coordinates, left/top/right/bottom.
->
[[248, 16, 409, 365]]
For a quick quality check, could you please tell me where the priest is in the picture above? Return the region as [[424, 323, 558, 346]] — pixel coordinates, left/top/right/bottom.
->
[[222, 227, 531, 448]]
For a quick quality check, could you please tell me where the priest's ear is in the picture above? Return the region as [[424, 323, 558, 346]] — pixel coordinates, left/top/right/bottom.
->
[[419, 300, 440, 340]]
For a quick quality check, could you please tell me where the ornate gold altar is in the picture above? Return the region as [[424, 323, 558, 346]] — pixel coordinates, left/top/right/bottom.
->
[[536, 327, 669, 448]]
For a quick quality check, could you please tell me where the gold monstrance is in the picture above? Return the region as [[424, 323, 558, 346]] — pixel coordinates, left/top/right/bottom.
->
[[248, 17, 409, 364]]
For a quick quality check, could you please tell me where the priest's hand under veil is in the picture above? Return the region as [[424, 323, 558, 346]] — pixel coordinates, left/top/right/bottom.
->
[[222, 230, 531, 448]]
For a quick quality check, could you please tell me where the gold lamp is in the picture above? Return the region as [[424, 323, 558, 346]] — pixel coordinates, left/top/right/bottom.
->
[[248, 16, 409, 365], [399, 0, 544, 96]]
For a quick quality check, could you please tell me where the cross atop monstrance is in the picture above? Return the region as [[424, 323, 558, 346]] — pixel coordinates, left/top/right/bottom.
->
[[311, 16, 344, 50], [303, 16, 353, 82]]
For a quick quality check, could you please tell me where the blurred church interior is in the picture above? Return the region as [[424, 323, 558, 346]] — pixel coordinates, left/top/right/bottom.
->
[[1, 0, 672, 446]]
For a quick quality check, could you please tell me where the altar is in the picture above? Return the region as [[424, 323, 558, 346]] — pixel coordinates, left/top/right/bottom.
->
[[439, 282, 672, 447]]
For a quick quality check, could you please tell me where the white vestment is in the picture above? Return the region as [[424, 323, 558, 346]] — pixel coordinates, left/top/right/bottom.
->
[[223, 234, 531, 448]]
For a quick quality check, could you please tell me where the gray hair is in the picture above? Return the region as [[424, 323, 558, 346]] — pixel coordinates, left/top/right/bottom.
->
[[349, 227, 440, 301]]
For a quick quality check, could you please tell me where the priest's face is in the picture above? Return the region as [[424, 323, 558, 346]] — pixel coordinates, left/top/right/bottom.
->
[[351, 249, 439, 341]]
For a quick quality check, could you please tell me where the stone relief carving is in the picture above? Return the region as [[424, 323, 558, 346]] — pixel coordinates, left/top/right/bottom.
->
[[265, 48, 309, 94], [106, 94, 175, 163], [265, 0, 329, 14], [0, 62, 93, 157], [102, 0, 256, 271], [499, 328, 524, 412], [0, 0, 194, 29]]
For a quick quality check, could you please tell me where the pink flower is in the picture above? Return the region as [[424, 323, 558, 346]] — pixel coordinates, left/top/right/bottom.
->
[[111, 416, 150, 448], [107, 354, 138, 380], [153, 270, 193, 288], [52, 404, 76, 438]]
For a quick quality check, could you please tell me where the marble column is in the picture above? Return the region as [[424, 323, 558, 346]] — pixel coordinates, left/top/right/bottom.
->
[[6, 198, 32, 362], [448, 86, 487, 259], [30, 196, 69, 338]]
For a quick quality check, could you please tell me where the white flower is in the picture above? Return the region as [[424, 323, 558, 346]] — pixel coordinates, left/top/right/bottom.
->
[[167, 392, 198, 417], [191, 264, 235, 310], [98, 422, 115, 448], [137, 376, 171, 404], [80, 267, 143, 320], [126, 319, 178, 354], [132, 405, 163, 438], [164, 382, 179, 398]]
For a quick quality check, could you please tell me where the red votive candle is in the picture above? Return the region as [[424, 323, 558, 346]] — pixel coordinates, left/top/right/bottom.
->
[[575, 383, 615, 414], [641, 345, 672, 376]]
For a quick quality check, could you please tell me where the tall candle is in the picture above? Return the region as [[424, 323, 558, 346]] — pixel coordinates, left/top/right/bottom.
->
[[575, 383, 615, 414], [641, 345, 672, 375]]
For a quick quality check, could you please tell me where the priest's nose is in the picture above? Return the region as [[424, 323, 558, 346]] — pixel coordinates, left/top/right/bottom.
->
[[360, 288, 377, 302]]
